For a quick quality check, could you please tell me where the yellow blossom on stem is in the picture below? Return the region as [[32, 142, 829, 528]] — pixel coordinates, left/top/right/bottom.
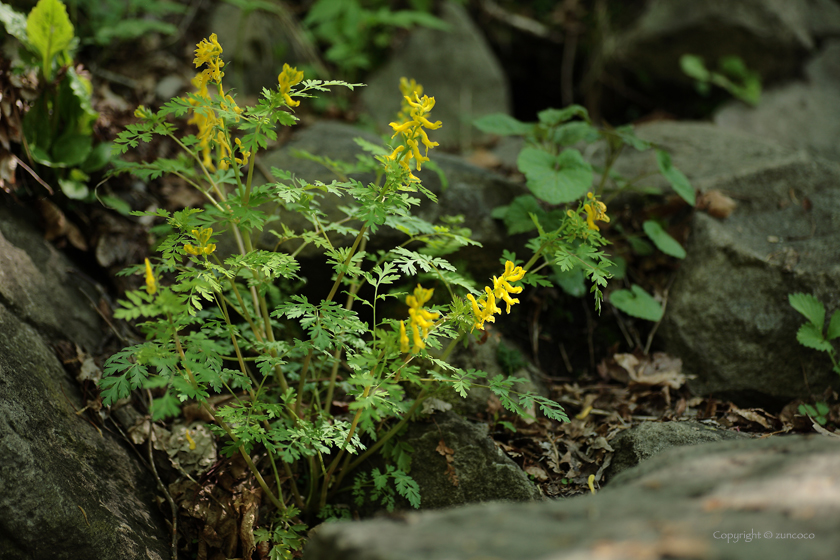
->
[[467, 261, 526, 331], [144, 258, 157, 295], [386, 80, 442, 176], [401, 285, 440, 354], [583, 192, 610, 231], [184, 227, 216, 256], [194, 33, 223, 68], [278, 63, 304, 107]]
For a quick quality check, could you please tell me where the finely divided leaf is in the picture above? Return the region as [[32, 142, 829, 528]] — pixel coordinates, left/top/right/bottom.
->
[[610, 285, 663, 322], [789, 293, 825, 329], [642, 220, 686, 259]]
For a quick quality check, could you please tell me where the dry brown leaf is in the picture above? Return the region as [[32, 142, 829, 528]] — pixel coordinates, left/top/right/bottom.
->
[[524, 464, 548, 481], [697, 189, 737, 219], [614, 352, 687, 389], [435, 439, 459, 486]]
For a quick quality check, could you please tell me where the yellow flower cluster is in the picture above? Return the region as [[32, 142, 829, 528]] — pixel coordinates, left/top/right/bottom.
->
[[186, 34, 249, 172], [399, 285, 440, 354], [278, 63, 304, 108], [583, 192, 610, 231], [385, 78, 442, 178], [144, 258, 157, 295], [466, 261, 526, 331], [184, 227, 216, 257], [395, 77, 422, 123]]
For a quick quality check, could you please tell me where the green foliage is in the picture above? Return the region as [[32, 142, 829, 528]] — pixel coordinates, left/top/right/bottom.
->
[[99, 35, 580, 553], [479, 103, 694, 311], [610, 285, 663, 322], [680, 54, 761, 106], [1, 0, 111, 199], [798, 402, 830, 426], [65, 0, 185, 46], [353, 465, 421, 511], [303, 0, 448, 78], [789, 293, 840, 374], [642, 220, 685, 259]]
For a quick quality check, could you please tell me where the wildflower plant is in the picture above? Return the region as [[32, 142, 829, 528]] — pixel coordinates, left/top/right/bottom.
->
[[476, 105, 694, 320], [99, 33, 594, 556]]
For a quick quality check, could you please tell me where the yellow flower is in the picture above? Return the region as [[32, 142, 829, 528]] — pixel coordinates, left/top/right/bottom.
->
[[401, 285, 440, 354], [194, 34, 223, 68], [386, 83, 442, 175], [144, 258, 157, 295], [583, 192, 609, 231], [467, 261, 526, 330], [278, 64, 304, 107], [184, 228, 216, 256]]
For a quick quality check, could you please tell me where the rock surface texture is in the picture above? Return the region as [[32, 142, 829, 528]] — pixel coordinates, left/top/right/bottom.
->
[[610, 122, 840, 406], [715, 39, 840, 163], [304, 435, 840, 560], [361, 1, 511, 148], [605, 420, 749, 479], [0, 202, 169, 559], [609, 0, 840, 84], [399, 410, 541, 510]]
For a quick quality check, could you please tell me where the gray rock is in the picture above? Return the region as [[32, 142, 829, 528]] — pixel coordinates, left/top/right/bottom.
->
[[714, 40, 840, 163], [608, 0, 818, 85], [0, 202, 169, 559], [609, 121, 840, 405], [210, 3, 303, 96], [361, 1, 511, 149], [255, 120, 527, 279], [304, 435, 840, 560], [0, 203, 101, 350], [398, 410, 541, 510], [606, 420, 749, 479]]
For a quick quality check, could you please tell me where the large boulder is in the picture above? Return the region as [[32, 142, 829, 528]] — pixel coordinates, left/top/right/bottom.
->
[[0, 201, 169, 559], [303, 434, 840, 560], [607, 0, 840, 85], [608, 121, 840, 406], [605, 420, 749, 479], [398, 410, 541, 510], [715, 39, 840, 163], [361, 1, 511, 148]]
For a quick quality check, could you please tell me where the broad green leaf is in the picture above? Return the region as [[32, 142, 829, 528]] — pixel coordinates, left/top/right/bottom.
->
[[549, 122, 599, 146], [52, 130, 92, 166], [552, 265, 586, 297], [656, 149, 695, 206], [80, 142, 112, 172], [789, 293, 825, 329], [501, 195, 544, 235], [680, 54, 710, 81], [642, 220, 686, 259], [26, 0, 74, 80], [610, 284, 663, 321], [613, 125, 651, 151], [827, 310, 840, 341], [472, 113, 533, 136], [58, 177, 89, 199], [517, 147, 592, 204], [627, 235, 654, 256], [0, 3, 28, 44], [537, 105, 589, 126], [796, 322, 831, 352]]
